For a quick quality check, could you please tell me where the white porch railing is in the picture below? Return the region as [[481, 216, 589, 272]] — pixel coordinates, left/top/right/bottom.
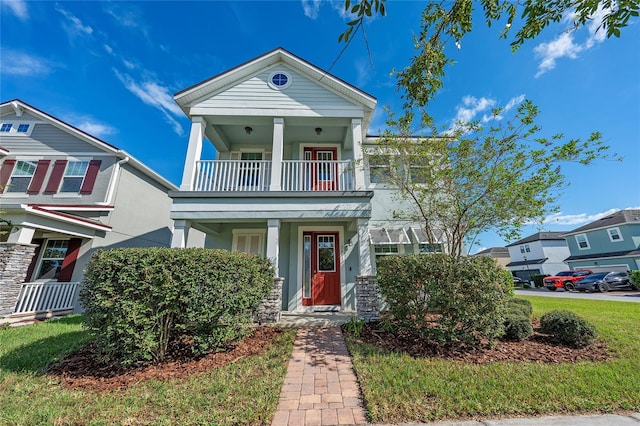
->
[[13, 282, 78, 314], [194, 160, 355, 192]]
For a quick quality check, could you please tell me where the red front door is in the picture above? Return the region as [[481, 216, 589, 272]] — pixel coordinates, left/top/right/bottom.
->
[[304, 148, 337, 191], [302, 232, 341, 306]]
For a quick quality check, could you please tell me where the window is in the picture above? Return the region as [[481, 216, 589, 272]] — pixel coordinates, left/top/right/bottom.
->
[[0, 122, 34, 135], [269, 72, 291, 89], [60, 161, 89, 192], [232, 230, 265, 256], [17, 124, 30, 133], [318, 235, 336, 272], [419, 243, 443, 254], [374, 244, 399, 256], [0, 123, 12, 132], [6, 160, 37, 192], [368, 155, 392, 184], [520, 244, 531, 253], [607, 227, 623, 242], [407, 155, 430, 183], [575, 233, 590, 250], [36, 240, 69, 280]]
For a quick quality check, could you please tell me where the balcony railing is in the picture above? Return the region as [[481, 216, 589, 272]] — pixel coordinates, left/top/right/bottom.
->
[[194, 160, 355, 192], [13, 281, 78, 314]]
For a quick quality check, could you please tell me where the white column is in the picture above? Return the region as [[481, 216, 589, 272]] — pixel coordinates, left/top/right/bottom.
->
[[171, 220, 191, 248], [7, 226, 36, 244], [266, 219, 280, 276], [351, 119, 366, 190], [357, 218, 373, 275], [269, 118, 284, 191], [180, 117, 206, 191]]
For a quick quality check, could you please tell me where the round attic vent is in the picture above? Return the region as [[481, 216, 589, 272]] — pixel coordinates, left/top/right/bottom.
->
[[269, 72, 291, 89]]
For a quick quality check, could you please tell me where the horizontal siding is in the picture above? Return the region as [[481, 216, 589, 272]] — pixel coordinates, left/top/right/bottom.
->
[[0, 122, 104, 154], [193, 65, 363, 115]]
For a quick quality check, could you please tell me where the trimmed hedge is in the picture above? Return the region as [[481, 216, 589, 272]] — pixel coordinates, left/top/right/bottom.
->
[[630, 270, 640, 290], [530, 274, 546, 288], [507, 298, 533, 317], [540, 310, 597, 348], [80, 248, 274, 366], [376, 254, 512, 345], [503, 313, 533, 341]]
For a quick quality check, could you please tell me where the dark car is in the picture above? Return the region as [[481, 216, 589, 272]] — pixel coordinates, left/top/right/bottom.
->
[[513, 276, 528, 286], [574, 271, 633, 293]]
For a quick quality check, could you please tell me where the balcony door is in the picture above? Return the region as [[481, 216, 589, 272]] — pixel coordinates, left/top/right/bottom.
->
[[302, 231, 341, 306], [304, 147, 337, 191]]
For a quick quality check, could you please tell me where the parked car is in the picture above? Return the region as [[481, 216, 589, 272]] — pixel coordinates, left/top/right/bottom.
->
[[513, 276, 528, 287], [543, 270, 593, 291], [574, 271, 634, 293]]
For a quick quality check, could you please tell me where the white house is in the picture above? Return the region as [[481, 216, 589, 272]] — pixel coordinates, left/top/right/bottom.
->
[[0, 100, 181, 321], [505, 232, 570, 281], [169, 48, 442, 312]]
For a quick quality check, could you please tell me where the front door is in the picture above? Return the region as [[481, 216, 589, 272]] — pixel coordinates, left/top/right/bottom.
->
[[302, 232, 341, 306], [304, 148, 337, 191]]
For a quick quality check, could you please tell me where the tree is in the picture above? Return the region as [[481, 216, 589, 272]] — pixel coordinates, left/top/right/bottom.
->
[[374, 101, 616, 257], [341, 0, 639, 111]]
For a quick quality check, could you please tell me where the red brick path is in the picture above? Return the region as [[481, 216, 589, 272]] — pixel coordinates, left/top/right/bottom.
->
[[271, 327, 367, 426]]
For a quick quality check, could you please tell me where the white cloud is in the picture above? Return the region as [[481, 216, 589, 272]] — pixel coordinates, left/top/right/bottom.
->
[[301, 0, 322, 19], [123, 59, 136, 70], [447, 96, 496, 132], [354, 58, 371, 87], [504, 94, 526, 111], [73, 118, 117, 138], [2, 0, 28, 20], [0, 49, 55, 76], [541, 206, 640, 225], [113, 69, 184, 136], [585, 5, 608, 48], [56, 6, 94, 38], [104, 44, 114, 55]]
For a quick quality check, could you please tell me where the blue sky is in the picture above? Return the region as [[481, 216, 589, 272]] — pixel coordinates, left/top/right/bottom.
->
[[1, 0, 639, 252]]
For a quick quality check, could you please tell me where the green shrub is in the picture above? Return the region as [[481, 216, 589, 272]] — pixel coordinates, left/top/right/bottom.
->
[[507, 298, 533, 317], [530, 274, 546, 288], [376, 254, 512, 345], [80, 248, 274, 366], [503, 313, 533, 341], [539, 310, 597, 348], [629, 270, 640, 290]]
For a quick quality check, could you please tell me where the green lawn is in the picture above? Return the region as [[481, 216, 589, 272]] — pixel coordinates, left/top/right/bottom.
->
[[0, 316, 296, 425], [345, 297, 640, 423]]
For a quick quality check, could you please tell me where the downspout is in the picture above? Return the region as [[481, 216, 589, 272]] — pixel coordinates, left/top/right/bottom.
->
[[96, 155, 129, 206]]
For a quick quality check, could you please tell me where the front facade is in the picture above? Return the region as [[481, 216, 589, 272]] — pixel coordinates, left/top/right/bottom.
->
[[473, 247, 511, 269], [505, 232, 570, 281], [169, 48, 443, 312], [0, 100, 177, 320], [563, 209, 640, 272]]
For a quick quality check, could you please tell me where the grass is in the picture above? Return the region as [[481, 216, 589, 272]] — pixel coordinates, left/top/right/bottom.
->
[[345, 296, 640, 423], [0, 316, 296, 425]]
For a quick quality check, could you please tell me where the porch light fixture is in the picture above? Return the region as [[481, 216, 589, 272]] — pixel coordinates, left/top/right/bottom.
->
[[244, 126, 252, 135], [315, 127, 322, 135]]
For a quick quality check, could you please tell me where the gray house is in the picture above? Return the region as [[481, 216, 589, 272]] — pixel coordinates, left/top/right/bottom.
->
[[563, 209, 640, 272], [0, 99, 178, 322], [505, 232, 570, 281]]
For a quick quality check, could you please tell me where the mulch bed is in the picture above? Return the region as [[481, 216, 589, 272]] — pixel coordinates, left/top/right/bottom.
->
[[349, 318, 611, 364], [48, 327, 283, 392]]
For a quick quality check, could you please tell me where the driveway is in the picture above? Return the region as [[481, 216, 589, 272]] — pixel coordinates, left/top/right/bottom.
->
[[515, 287, 640, 303]]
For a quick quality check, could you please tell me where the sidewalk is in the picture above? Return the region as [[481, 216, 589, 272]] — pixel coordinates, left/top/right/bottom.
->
[[384, 413, 640, 425]]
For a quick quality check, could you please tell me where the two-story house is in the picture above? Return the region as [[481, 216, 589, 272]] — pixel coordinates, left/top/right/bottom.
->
[[505, 232, 570, 281], [169, 48, 443, 313], [563, 209, 640, 272], [0, 99, 179, 321]]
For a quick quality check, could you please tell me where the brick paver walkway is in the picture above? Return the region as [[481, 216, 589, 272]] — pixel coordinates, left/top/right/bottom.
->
[[271, 327, 367, 426]]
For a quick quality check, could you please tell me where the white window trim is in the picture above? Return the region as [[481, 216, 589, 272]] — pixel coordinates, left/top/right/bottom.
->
[[231, 229, 266, 257], [268, 71, 292, 90], [33, 238, 70, 282], [575, 233, 591, 250], [0, 121, 36, 136], [607, 227, 623, 242]]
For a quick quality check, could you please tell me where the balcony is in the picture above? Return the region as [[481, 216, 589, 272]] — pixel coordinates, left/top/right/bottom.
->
[[194, 160, 355, 192]]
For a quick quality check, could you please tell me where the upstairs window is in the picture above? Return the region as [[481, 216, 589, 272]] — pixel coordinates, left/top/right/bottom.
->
[[7, 160, 37, 192], [368, 155, 393, 184], [17, 124, 30, 133], [268, 72, 291, 90], [607, 227, 623, 242], [0, 122, 34, 135], [419, 243, 443, 254], [60, 161, 89, 192], [575, 233, 590, 250], [0, 123, 12, 132], [520, 244, 531, 253]]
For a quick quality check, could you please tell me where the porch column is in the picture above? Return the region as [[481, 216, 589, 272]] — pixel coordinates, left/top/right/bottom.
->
[[171, 220, 191, 248], [351, 119, 366, 190], [357, 218, 373, 275], [7, 226, 35, 245], [266, 219, 280, 276], [269, 117, 284, 191], [180, 116, 206, 191]]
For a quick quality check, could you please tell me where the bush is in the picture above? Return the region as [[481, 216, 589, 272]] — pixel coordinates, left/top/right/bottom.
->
[[503, 313, 533, 341], [629, 270, 640, 290], [80, 248, 274, 366], [507, 298, 533, 317], [539, 310, 597, 348], [530, 274, 546, 288], [376, 254, 512, 345]]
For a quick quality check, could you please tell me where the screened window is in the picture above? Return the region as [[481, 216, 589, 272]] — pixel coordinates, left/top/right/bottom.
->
[[7, 160, 37, 192], [607, 227, 623, 242], [575, 233, 590, 250], [60, 161, 89, 192], [36, 240, 69, 280], [368, 155, 392, 184]]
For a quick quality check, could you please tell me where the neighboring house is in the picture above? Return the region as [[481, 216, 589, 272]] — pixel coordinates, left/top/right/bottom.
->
[[505, 232, 570, 281], [473, 247, 510, 269], [563, 209, 640, 272], [169, 48, 444, 312], [0, 99, 178, 321]]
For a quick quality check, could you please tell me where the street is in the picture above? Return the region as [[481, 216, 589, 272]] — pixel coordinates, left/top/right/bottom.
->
[[515, 287, 640, 303]]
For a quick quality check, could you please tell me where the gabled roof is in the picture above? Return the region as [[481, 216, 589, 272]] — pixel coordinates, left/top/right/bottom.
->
[[506, 231, 566, 247], [473, 247, 510, 257], [563, 209, 640, 236], [0, 99, 177, 191], [174, 48, 377, 128]]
